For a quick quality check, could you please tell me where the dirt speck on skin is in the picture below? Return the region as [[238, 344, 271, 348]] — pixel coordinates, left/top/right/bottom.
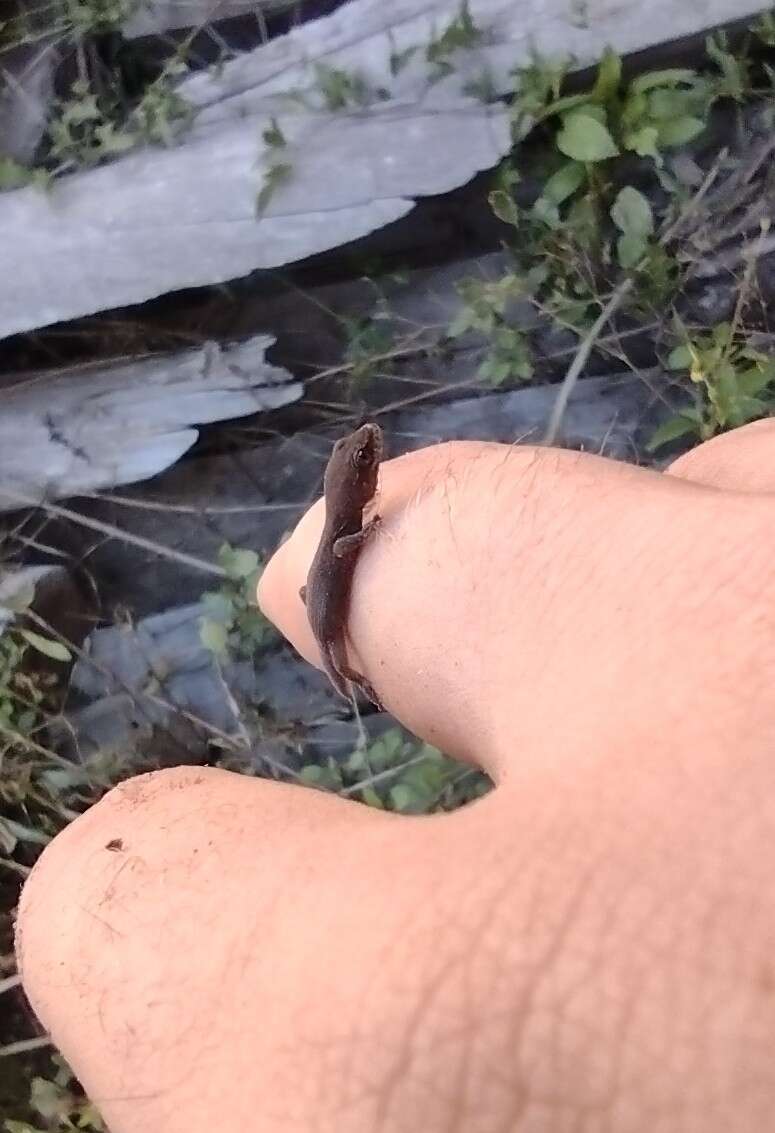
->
[[105, 838, 124, 852], [110, 767, 208, 811]]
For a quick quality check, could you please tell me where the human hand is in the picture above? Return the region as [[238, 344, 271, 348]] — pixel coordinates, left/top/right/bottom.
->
[[16, 421, 775, 1132]]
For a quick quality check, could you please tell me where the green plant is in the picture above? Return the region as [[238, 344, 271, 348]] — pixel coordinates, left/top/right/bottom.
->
[[300, 728, 491, 813], [512, 46, 722, 161], [0, 157, 48, 192], [448, 273, 537, 384], [4, 1054, 104, 1132], [610, 184, 654, 268], [256, 159, 293, 214], [342, 314, 396, 387], [705, 30, 751, 102], [426, 0, 483, 77], [313, 63, 387, 110], [46, 61, 190, 172], [389, 40, 419, 77], [200, 545, 272, 660], [754, 9, 775, 47], [47, 80, 136, 169], [0, 584, 71, 760], [63, 0, 140, 35], [447, 35, 762, 389], [128, 61, 191, 146], [256, 115, 294, 213], [648, 322, 775, 450]]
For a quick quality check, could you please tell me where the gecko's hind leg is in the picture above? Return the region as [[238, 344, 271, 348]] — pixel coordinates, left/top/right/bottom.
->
[[326, 639, 384, 711], [340, 664, 384, 712]]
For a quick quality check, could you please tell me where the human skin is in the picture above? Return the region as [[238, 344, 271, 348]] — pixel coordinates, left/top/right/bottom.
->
[[14, 421, 775, 1133]]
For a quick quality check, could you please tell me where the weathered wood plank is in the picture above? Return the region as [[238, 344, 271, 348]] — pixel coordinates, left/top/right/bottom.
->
[[0, 335, 300, 509], [0, 0, 763, 339]]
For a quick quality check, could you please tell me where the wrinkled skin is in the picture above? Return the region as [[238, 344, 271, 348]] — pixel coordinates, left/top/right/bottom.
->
[[15, 420, 775, 1133]]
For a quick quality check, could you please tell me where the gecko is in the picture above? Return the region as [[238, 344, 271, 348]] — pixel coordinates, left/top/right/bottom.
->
[[299, 422, 384, 709]]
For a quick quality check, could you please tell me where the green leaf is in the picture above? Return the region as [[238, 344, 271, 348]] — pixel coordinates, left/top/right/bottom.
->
[[667, 344, 693, 369], [556, 111, 618, 162], [447, 309, 477, 338], [536, 91, 590, 122], [646, 88, 693, 120], [574, 102, 608, 125], [218, 545, 259, 580], [630, 68, 698, 94], [706, 31, 748, 101], [76, 1101, 104, 1129], [736, 364, 775, 397], [19, 630, 71, 663], [610, 186, 653, 236], [530, 195, 561, 228], [389, 44, 418, 75], [656, 116, 706, 147], [542, 160, 585, 204], [755, 11, 775, 47], [299, 762, 343, 790], [364, 729, 407, 772], [235, 608, 269, 647], [0, 157, 34, 191], [389, 783, 419, 812], [488, 189, 519, 227], [30, 1076, 70, 1121], [478, 358, 511, 386], [616, 232, 647, 269], [200, 591, 234, 624], [199, 618, 229, 655], [256, 161, 293, 214], [645, 414, 699, 452], [359, 786, 384, 809], [343, 746, 366, 773], [94, 123, 136, 156], [262, 116, 286, 147], [591, 47, 622, 104], [732, 396, 768, 425], [623, 125, 660, 159]]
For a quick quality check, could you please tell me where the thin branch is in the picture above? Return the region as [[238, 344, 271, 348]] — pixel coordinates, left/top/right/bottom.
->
[[542, 278, 634, 446], [0, 858, 31, 878], [86, 493, 302, 516], [0, 973, 21, 996], [0, 1035, 52, 1057], [339, 752, 431, 798], [0, 719, 76, 768], [2, 489, 226, 579], [543, 149, 731, 447]]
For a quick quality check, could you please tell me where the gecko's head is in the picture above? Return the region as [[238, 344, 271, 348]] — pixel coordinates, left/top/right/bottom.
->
[[326, 422, 383, 508]]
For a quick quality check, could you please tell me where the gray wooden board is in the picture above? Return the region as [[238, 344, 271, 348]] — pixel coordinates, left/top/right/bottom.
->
[[0, 335, 300, 510], [0, 0, 765, 339], [0, 97, 508, 340], [66, 598, 382, 765]]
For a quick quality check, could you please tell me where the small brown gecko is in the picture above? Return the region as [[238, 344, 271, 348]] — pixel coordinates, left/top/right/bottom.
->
[[299, 423, 384, 708]]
